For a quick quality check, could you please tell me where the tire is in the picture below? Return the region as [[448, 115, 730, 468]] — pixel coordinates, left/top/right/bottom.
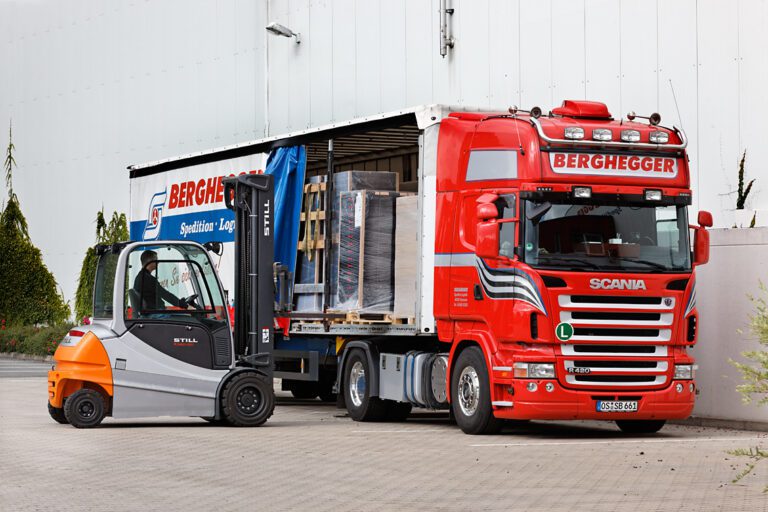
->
[[451, 346, 502, 435], [221, 373, 275, 427], [386, 401, 412, 422], [48, 402, 68, 424], [286, 380, 319, 400], [616, 420, 666, 434], [64, 389, 106, 429], [343, 349, 388, 422]]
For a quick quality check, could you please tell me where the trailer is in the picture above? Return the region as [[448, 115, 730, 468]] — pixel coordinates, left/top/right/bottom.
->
[[126, 102, 711, 434]]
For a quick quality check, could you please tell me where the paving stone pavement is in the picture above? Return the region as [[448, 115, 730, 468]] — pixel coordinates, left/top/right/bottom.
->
[[1, 372, 767, 511]]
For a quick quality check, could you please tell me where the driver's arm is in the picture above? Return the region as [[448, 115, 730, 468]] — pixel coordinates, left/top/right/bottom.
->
[[157, 284, 184, 308]]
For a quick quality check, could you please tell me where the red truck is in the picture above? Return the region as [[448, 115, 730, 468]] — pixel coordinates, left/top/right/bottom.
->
[[121, 100, 710, 434]]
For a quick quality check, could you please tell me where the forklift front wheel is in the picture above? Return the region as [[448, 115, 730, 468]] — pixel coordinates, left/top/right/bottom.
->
[[64, 389, 107, 428], [221, 373, 275, 427]]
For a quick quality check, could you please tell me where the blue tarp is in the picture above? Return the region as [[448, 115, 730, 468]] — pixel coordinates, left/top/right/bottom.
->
[[264, 146, 307, 277]]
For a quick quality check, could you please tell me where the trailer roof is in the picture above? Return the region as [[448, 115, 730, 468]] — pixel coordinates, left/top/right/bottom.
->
[[128, 105, 502, 178]]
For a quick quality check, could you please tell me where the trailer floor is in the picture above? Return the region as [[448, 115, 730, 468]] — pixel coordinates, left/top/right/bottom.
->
[[1, 360, 766, 511]]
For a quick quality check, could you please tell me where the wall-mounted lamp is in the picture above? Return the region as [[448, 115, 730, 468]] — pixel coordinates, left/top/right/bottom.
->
[[266, 22, 301, 44]]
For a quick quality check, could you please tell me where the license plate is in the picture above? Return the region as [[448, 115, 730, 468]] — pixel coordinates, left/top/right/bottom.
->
[[596, 400, 638, 412]]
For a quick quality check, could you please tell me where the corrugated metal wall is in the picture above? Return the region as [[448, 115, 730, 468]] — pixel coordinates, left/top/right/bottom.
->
[[266, 0, 768, 220], [1, 0, 767, 307]]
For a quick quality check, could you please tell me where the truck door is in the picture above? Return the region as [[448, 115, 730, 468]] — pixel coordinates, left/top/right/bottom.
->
[[107, 243, 232, 418], [450, 190, 520, 323]]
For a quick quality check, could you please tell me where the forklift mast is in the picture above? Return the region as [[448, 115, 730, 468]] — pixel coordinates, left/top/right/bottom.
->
[[224, 174, 275, 373]]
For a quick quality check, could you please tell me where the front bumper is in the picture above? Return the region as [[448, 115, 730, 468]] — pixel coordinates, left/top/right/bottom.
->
[[490, 378, 695, 421]]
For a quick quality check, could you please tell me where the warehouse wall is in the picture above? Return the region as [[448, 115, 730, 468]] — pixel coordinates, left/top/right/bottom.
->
[[266, 0, 768, 222], [0, 0, 267, 309], [1, 0, 767, 311], [692, 228, 768, 425]]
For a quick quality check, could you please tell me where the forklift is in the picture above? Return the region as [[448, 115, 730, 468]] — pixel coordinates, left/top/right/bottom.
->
[[47, 174, 276, 428]]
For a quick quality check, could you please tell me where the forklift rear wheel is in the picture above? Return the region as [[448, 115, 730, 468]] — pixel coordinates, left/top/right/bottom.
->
[[615, 420, 666, 434], [343, 349, 388, 421], [64, 389, 106, 428], [451, 346, 502, 435], [221, 373, 275, 427], [48, 402, 68, 424]]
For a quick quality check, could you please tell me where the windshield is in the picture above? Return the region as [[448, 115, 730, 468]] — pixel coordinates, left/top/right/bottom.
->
[[523, 201, 691, 272]]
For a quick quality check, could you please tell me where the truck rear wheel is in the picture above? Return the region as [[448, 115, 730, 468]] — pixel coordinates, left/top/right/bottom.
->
[[48, 402, 68, 424], [343, 349, 388, 421], [616, 420, 666, 434], [64, 389, 106, 428], [221, 373, 275, 427], [451, 346, 502, 435]]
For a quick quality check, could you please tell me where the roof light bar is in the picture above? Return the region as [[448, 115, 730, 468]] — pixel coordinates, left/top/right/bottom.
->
[[564, 127, 584, 140], [573, 186, 592, 199], [649, 131, 669, 144], [592, 128, 612, 141], [620, 129, 641, 142]]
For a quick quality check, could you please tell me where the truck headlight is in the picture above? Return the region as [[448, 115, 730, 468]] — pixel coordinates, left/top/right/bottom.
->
[[514, 362, 556, 379], [674, 364, 695, 380]]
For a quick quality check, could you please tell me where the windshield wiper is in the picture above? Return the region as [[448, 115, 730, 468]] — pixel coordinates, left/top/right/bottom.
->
[[608, 256, 671, 270], [536, 257, 601, 270]]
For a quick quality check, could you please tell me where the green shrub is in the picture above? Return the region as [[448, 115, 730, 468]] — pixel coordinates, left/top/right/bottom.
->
[[0, 323, 72, 356]]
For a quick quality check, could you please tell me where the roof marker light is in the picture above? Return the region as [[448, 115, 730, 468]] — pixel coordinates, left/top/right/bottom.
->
[[592, 128, 612, 141], [650, 131, 669, 144], [564, 127, 584, 140], [620, 129, 641, 142]]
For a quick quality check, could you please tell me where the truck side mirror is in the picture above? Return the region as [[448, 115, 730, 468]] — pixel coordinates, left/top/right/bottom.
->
[[693, 226, 710, 265], [476, 221, 500, 259], [476, 202, 498, 221], [697, 210, 713, 228]]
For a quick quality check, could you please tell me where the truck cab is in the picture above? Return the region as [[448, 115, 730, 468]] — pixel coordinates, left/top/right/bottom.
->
[[434, 100, 710, 433]]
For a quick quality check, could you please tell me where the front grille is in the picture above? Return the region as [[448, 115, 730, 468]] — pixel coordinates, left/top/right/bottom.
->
[[557, 292, 677, 390]]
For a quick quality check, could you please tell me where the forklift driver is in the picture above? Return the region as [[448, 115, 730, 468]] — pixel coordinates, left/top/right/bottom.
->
[[133, 250, 188, 313]]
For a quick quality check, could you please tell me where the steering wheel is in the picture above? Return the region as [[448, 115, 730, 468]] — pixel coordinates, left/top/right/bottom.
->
[[182, 294, 200, 309]]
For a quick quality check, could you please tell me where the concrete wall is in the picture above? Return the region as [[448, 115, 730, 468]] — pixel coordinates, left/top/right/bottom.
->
[[692, 227, 768, 424]]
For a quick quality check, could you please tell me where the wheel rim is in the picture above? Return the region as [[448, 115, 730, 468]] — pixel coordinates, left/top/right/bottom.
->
[[77, 399, 96, 419], [236, 385, 263, 416], [349, 361, 366, 408], [457, 365, 480, 417]]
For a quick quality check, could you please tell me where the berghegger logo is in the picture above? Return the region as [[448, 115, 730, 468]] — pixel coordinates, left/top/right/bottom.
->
[[142, 190, 167, 241], [550, 152, 678, 178]]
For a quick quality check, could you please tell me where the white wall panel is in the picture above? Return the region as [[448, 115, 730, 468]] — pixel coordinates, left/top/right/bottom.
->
[[618, 0, 658, 116], [584, 1, 621, 111], [307, 0, 333, 127], [379, 0, 407, 111], [696, 0, 740, 218], [354, 0, 381, 116], [488, 0, 520, 108], [551, 0, 586, 102], [736, 0, 768, 211], [518, 0, 553, 110], [456, 0, 490, 105], [331, 0, 356, 122], [404, 0, 432, 106]]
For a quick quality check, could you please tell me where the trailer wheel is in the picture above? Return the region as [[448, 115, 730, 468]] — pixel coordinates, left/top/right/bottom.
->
[[615, 420, 666, 434], [451, 346, 502, 435], [343, 349, 388, 421], [221, 373, 275, 427], [48, 402, 68, 424], [64, 389, 106, 428]]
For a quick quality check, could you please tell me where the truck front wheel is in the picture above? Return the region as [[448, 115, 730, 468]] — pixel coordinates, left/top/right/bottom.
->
[[451, 346, 502, 435], [343, 349, 388, 421]]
